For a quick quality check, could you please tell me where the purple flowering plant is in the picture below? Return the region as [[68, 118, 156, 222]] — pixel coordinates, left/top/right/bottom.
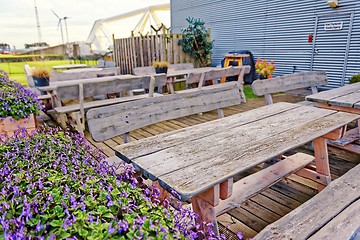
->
[[0, 69, 42, 120], [0, 127, 228, 239]]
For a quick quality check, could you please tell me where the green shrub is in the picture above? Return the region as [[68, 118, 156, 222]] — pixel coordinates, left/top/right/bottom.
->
[[349, 74, 360, 84], [0, 128, 208, 239]]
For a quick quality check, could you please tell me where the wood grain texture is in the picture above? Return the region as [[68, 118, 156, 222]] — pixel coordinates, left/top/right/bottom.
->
[[215, 153, 315, 215], [255, 163, 360, 240], [118, 104, 357, 201], [252, 71, 327, 96], [87, 82, 242, 142], [55, 93, 162, 113], [306, 82, 360, 104], [115, 102, 301, 162], [308, 199, 360, 240], [51, 68, 119, 81]]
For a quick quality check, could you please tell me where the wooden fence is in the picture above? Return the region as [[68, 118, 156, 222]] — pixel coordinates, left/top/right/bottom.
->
[[113, 34, 195, 74]]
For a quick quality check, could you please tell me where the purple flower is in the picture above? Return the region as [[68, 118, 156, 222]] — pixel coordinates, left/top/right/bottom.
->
[[36, 220, 43, 232]]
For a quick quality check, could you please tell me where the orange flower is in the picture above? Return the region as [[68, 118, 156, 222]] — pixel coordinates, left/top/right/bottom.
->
[[255, 58, 275, 79]]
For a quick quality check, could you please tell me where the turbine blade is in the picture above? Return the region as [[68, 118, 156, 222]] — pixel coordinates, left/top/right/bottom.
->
[[57, 19, 62, 30], [51, 9, 60, 19]]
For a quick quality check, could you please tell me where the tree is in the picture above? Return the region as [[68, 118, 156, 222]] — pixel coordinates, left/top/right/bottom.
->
[[179, 17, 214, 67]]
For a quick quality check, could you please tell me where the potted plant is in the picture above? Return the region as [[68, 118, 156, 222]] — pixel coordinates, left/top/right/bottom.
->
[[153, 61, 169, 74], [0, 69, 42, 136], [255, 58, 276, 79], [31, 67, 51, 86]]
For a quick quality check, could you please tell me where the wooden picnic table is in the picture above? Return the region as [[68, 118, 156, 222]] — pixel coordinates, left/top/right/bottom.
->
[[52, 64, 88, 71], [114, 102, 359, 237], [306, 82, 360, 154]]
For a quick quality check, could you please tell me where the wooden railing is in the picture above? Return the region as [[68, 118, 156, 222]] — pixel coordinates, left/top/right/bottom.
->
[[113, 33, 195, 74]]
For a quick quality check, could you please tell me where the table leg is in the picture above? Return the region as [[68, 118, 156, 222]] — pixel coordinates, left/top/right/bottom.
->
[[191, 185, 220, 238], [313, 137, 331, 191]]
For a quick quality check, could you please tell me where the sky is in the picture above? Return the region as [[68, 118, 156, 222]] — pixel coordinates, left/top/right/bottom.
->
[[0, 0, 170, 50]]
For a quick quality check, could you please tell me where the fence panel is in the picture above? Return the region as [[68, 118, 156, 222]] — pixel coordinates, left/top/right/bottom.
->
[[113, 33, 196, 74]]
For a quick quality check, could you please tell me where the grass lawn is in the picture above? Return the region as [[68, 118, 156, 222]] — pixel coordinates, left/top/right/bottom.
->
[[0, 60, 96, 86]]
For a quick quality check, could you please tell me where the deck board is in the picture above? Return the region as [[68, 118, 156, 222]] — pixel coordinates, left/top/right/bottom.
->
[[80, 93, 359, 239]]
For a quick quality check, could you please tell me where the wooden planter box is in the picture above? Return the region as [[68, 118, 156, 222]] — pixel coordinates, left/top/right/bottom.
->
[[0, 114, 37, 137]]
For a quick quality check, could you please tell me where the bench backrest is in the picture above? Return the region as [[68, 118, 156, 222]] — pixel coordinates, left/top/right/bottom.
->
[[51, 68, 120, 81], [252, 71, 328, 105], [87, 81, 243, 142]]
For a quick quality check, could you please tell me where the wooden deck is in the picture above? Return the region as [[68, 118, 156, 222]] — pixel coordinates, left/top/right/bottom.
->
[[50, 93, 358, 239]]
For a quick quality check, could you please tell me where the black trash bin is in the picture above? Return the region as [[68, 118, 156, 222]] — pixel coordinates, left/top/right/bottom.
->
[[221, 50, 256, 84]]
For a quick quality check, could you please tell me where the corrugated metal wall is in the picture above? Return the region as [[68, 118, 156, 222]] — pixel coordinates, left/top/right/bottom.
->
[[171, 0, 360, 88]]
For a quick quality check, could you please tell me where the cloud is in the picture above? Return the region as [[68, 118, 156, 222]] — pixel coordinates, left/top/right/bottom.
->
[[0, 0, 169, 49]]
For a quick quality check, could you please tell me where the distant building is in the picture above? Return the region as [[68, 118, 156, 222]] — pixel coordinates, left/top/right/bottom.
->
[[171, 0, 360, 88], [24, 42, 92, 56]]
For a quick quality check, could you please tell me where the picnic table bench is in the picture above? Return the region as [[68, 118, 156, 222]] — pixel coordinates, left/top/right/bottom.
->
[[256, 161, 360, 240], [252, 71, 328, 105], [52, 74, 167, 131], [112, 102, 358, 236], [87, 66, 250, 143]]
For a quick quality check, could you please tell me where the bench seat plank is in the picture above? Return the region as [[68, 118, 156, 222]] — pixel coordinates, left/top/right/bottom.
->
[[215, 153, 315, 216], [309, 199, 360, 240], [115, 103, 358, 201], [55, 93, 162, 113], [256, 163, 360, 240], [87, 82, 242, 142]]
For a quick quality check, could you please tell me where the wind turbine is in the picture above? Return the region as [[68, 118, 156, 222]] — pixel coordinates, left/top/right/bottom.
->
[[51, 10, 71, 57]]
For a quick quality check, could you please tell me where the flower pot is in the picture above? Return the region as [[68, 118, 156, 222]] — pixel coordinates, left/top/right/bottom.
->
[[259, 75, 268, 80], [155, 67, 168, 74], [33, 77, 50, 87], [0, 114, 37, 137]]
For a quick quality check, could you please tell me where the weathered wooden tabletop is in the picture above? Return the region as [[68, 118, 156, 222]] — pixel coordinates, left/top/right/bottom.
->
[[52, 64, 88, 70], [115, 102, 358, 201], [306, 82, 360, 109]]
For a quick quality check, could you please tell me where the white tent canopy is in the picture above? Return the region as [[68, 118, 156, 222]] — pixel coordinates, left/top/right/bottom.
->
[[86, 3, 170, 53]]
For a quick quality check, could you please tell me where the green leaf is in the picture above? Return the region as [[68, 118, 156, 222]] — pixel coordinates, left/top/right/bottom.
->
[[49, 219, 63, 227], [102, 212, 114, 219], [79, 228, 89, 237]]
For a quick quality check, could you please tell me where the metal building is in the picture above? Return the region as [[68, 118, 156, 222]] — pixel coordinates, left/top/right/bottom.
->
[[170, 0, 360, 88]]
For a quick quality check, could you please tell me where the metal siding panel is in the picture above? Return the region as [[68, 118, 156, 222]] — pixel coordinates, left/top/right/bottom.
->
[[171, 0, 360, 88]]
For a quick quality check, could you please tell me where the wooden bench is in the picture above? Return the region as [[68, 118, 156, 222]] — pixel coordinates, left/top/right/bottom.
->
[[256, 162, 360, 240], [86, 69, 248, 143], [54, 74, 167, 131], [252, 71, 328, 105]]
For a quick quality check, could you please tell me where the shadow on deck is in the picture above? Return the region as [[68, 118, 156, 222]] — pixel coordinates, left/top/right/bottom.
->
[[42, 93, 359, 239]]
